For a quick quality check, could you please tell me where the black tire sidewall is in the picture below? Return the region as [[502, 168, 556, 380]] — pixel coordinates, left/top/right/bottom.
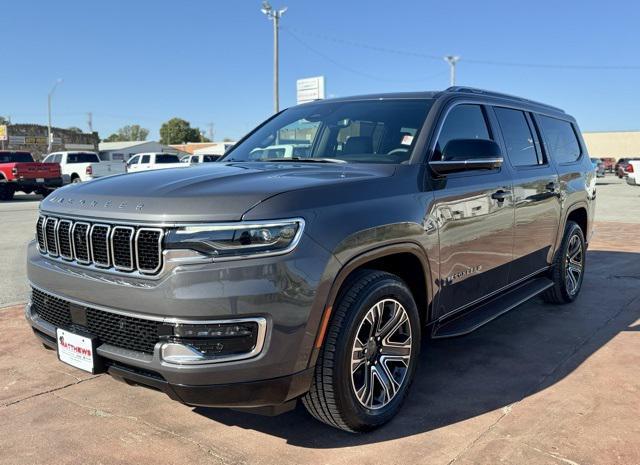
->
[[558, 223, 586, 302], [333, 276, 421, 431]]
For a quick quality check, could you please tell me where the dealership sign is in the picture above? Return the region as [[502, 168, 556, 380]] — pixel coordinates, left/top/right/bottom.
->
[[0, 125, 7, 141], [296, 76, 325, 104]]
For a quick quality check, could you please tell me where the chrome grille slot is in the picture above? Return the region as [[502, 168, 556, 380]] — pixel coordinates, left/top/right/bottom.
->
[[111, 226, 134, 271], [136, 228, 163, 274], [90, 224, 111, 267], [36, 216, 164, 275], [36, 216, 46, 252], [45, 218, 59, 257], [57, 220, 73, 260], [72, 222, 91, 263]]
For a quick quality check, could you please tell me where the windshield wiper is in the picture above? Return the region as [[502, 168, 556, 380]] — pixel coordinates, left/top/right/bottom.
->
[[262, 157, 347, 164]]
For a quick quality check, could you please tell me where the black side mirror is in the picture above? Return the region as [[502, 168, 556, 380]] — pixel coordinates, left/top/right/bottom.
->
[[430, 139, 503, 175]]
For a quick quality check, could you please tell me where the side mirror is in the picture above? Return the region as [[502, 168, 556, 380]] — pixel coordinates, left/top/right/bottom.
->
[[429, 139, 503, 175]]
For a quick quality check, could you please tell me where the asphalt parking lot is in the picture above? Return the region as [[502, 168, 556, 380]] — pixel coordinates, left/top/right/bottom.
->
[[1, 177, 639, 465]]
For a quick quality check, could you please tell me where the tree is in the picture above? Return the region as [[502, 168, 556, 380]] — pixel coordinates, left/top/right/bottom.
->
[[67, 126, 83, 134], [159, 118, 208, 145], [103, 124, 149, 142]]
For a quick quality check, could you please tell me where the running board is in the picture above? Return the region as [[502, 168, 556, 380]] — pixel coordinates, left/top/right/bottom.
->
[[431, 277, 554, 339]]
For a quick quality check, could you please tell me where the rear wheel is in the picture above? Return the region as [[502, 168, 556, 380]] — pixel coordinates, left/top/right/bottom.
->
[[543, 221, 586, 304], [71, 175, 81, 184], [302, 270, 421, 432]]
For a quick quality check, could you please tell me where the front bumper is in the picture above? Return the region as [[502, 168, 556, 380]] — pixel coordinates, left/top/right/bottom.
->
[[26, 232, 333, 406]]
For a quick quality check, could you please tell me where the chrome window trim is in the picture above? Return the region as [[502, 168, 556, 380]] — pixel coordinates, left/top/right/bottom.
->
[[44, 217, 59, 257], [135, 227, 164, 274], [71, 221, 91, 264], [110, 226, 135, 272], [90, 223, 112, 268], [56, 219, 74, 261]]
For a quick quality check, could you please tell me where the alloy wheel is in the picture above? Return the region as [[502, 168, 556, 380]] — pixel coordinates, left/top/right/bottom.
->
[[350, 298, 412, 410], [565, 234, 584, 296]]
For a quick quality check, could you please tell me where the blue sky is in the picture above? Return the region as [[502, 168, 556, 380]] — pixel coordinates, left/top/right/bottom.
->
[[2, 0, 639, 140]]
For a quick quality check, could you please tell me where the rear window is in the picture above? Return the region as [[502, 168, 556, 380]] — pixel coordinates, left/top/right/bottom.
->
[[67, 153, 100, 163], [537, 116, 581, 164], [156, 154, 180, 163], [0, 152, 34, 163]]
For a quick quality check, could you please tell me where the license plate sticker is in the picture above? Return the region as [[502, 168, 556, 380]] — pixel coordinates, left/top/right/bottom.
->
[[36, 178, 45, 183], [56, 328, 95, 373]]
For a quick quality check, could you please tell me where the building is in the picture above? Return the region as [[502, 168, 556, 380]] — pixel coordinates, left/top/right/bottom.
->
[[582, 131, 640, 159], [98, 141, 175, 162], [0, 124, 98, 160]]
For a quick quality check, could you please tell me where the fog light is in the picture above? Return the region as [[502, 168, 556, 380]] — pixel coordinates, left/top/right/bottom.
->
[[161, 318, 267, 365]]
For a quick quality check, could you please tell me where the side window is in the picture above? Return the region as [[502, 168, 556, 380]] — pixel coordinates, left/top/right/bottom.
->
[[537, 116, 581, 164], [54, 154, 62, 163], [435, 104, 491, 160], [127, 155, 140, 166], [43, 155, 53, 163], [494, 107, 541, 167], [141, 155, 151, 163]]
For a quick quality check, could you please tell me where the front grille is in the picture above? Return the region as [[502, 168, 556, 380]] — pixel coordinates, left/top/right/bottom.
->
[[31, 288, 162, 354], [37, 215, 164, 275]]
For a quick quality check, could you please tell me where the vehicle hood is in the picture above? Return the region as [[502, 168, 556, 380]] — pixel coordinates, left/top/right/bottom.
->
[[40, 162, 396, 222]]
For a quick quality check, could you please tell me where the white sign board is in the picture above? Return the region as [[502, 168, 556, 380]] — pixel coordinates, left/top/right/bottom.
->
[[296, 76, 325, 104]]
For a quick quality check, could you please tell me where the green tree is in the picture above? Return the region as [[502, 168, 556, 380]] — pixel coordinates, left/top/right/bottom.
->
[[159, 118, 208, 145], [0, 116, 9, 125], [67, 126, 83, 134], [103, 124, 149, 142]]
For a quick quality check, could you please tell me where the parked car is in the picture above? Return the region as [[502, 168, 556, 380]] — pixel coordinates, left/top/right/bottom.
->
[[590, 157, 605, 177], [615, 158, 640, 178], [0, 151, 62, 200], [26, 87, 595, 432], [601, 157, 616, 173], [126, 152, 186, 173], [185, 154, 222, 164], [625, 159, 640, 186], [43, 151, 126, 184]]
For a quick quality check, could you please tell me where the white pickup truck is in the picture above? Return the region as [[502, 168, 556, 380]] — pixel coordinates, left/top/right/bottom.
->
[[43, 151, 126, 184], [126, 152, 187, 173], [625, 159, 640, 186]]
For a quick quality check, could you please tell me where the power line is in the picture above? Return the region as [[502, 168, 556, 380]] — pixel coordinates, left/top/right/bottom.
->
[[286, 26, 640, 71], [283, 28, 448, 83]]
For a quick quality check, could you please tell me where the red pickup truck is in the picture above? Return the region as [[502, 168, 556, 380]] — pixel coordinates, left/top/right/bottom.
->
[[0, 151, 63, 200]]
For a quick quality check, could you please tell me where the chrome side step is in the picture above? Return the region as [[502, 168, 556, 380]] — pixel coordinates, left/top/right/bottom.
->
[[431, 277, 554, 339]]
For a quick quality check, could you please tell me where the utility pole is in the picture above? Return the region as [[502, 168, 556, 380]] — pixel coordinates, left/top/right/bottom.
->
[[87, 112, 93, 133], [261, 1, 287, 114], [47, 78, 63, 153], [207, 122, 214, 141], [444, 56, 460, 86]]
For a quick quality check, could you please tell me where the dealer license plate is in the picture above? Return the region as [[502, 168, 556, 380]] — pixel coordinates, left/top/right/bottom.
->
[[56, 328, 97, 373]]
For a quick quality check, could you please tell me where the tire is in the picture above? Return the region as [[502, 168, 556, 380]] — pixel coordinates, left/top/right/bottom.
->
[[302, 270, 421, 432], [543, 221, 586, 304], [71, 175, 82, 184], [37, 189, 52, 198]]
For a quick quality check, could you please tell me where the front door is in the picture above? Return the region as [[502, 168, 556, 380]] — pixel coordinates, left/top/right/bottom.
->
[[491, 107, 561, 282], [430, 103, 515, 317]]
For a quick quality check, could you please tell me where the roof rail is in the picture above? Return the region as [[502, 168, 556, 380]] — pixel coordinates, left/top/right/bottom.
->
[[444, 86, 565, 113]]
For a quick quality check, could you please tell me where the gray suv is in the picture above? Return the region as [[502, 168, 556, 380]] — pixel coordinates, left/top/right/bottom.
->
[[26, 87, 595, 432]]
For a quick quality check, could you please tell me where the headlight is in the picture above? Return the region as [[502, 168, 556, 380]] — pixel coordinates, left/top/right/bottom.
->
[[165, 218, 304, 259]]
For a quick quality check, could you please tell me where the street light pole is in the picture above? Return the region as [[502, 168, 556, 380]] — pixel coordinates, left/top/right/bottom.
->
[[261, 1, 287, 114], [444, 56, 460, 86], [47, 78, 63, 153]]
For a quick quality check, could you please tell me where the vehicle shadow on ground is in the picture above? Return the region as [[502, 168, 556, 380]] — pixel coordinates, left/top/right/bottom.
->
[[195, 250, 640, 448]]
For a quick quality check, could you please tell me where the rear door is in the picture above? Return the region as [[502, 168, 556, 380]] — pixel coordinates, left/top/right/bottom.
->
[[430, 103, 515, 316], [491, 107, 561, 282]]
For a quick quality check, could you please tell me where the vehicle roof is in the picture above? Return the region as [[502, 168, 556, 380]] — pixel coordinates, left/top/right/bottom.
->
[[300, 86, 566, 115]]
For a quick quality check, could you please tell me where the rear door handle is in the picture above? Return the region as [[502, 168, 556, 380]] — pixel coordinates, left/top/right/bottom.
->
[[491, 190, 510, 201]]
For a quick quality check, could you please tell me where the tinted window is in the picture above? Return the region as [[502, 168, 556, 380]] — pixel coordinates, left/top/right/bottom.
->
[[67, 152, 100, 163], [203, 155, 220, 162], [494, 108, 540, 166], [127, 155, 140, 166], [156, 154, 180, 163], [435, 105, 491, 160], [537, 116, 581, 164], [0, 152, 34, 163], [141, 155, 151, 163]]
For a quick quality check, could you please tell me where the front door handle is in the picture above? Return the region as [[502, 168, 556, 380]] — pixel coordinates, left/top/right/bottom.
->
[[491, 190, 510, 202], [545, 182, 558, 192]]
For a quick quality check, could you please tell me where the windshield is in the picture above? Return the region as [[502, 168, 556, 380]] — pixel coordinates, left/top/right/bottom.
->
[[0, 152, 34, 163], [222, 99, 433, 164], [156, 154, 180, 163], [68, 152, 100, 163]]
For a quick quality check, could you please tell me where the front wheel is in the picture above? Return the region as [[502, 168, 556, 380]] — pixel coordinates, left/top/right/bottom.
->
[[302, 270, 421, 432], [543, 221, 586, 304]]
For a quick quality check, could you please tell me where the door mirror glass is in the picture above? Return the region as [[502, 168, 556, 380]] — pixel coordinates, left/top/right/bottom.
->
[[430, 139, 502, 175]]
